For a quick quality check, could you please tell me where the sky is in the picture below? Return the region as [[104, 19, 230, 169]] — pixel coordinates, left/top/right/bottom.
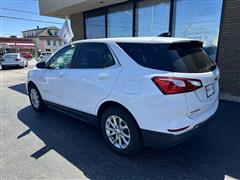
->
[[0, 0, 64, 37]]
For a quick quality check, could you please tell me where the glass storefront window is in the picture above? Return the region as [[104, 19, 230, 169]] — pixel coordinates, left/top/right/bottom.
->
[[107, 3, 133, 37], [172, 0, 223, 61], [136, 0, 170, 37], [85, 10, 106, 39]]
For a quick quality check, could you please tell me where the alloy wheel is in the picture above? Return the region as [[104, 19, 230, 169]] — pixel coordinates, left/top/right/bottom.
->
[[105, 115, 131, 149], [30, 88, 40, 108]]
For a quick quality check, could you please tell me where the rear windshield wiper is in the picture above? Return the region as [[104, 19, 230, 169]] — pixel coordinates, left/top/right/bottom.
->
[[207, 63, 217, 71]]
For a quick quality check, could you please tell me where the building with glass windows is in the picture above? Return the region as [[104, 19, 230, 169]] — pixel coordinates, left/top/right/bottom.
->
[[39, 0, 240, 101]]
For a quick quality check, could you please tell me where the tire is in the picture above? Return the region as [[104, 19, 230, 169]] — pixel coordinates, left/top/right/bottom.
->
[[19, 65, 24, 69], [28, 84, 46, 112], [25, 61, 28, 67], [1, 65, 5, 70], [101, 107, 143, 156]]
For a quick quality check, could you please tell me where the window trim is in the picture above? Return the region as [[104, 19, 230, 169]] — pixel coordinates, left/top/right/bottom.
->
[[71, 42, 119, 69], [169, 0, 174, 35]]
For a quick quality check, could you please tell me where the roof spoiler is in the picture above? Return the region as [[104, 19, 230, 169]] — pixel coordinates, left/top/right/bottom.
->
[[158, 32, 171, 37], [168, 41, 203, 50]]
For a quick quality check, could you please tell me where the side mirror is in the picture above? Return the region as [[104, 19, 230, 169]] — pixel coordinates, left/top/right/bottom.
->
[[36, 61, 46, 69]]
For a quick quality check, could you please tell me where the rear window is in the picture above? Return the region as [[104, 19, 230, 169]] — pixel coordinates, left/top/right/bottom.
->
[[4, 54, 18, 58], [117, 43, 214, 73]]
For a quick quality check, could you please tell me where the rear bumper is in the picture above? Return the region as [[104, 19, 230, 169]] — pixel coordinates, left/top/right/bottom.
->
[[1, 62, 23, 66], [141, 112, 217, 147]]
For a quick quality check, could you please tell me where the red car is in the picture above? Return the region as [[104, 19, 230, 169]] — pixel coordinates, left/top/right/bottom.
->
[[21, 52, 33, 60]]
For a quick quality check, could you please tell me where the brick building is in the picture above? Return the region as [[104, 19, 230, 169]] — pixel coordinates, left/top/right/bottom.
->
[[217, 0, 240, 101], [38, 0, 240, 101]]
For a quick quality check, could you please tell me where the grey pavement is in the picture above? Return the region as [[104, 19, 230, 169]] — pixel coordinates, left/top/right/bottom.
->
[[0, 60, 240, 179]]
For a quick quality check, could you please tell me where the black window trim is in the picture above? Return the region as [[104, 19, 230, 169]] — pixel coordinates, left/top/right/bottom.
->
[[71, 42, 119, 69], [106, 43, 121, 67]]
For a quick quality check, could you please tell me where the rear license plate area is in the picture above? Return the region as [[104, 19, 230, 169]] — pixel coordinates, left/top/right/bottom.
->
[[205, 83, 215, 98]]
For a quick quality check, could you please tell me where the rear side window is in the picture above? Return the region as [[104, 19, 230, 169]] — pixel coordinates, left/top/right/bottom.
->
[[75, 43, 115, 68], [117, 43, 214, 73]]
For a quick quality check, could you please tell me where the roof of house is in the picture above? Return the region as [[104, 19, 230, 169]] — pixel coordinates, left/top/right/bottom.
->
[[22, 26, 60, 38], [22, 26, 59, 33]]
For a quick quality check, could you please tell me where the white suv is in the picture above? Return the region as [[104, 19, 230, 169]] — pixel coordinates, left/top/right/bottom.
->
[[26, 37, 219, 155]]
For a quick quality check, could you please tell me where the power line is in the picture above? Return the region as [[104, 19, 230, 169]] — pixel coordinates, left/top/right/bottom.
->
[[0, 7, 39, 15], [0, 15, 63, 24]]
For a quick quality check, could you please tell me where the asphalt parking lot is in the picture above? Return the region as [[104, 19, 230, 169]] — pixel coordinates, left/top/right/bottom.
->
[[1, 60, 240, 179]]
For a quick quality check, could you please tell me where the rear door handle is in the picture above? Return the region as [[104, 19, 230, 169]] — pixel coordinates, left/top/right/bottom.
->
[[98, 73, 109, 80]]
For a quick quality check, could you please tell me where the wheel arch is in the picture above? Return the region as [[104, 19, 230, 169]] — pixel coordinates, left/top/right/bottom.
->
[[27, 81, 36, 91], [97, 100, 143, 139], [27, 81, 41, 95]]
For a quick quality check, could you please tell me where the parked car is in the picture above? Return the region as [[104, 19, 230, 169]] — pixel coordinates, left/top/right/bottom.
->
[[1, 53, 28, 69], [26, 37, 220, 156], [38, 52, 53, 62], [21, 52, 33, 60], [0, 53, 4, 62]]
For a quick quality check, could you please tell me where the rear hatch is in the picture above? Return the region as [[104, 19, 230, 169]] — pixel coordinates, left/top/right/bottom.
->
[[165, 42, 220, 117], [117, 40, 219, 118]]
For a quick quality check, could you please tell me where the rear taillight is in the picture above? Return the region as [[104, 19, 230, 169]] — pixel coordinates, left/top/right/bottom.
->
[[15, 58, 21, 61], [152, 76, 202, 95]]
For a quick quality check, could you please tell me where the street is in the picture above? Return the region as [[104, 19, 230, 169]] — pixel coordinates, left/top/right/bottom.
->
[[1, 61, 240, 179]]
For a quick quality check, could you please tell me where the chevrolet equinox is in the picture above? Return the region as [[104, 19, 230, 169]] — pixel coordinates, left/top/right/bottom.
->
[[27, 37, 219, 155]]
